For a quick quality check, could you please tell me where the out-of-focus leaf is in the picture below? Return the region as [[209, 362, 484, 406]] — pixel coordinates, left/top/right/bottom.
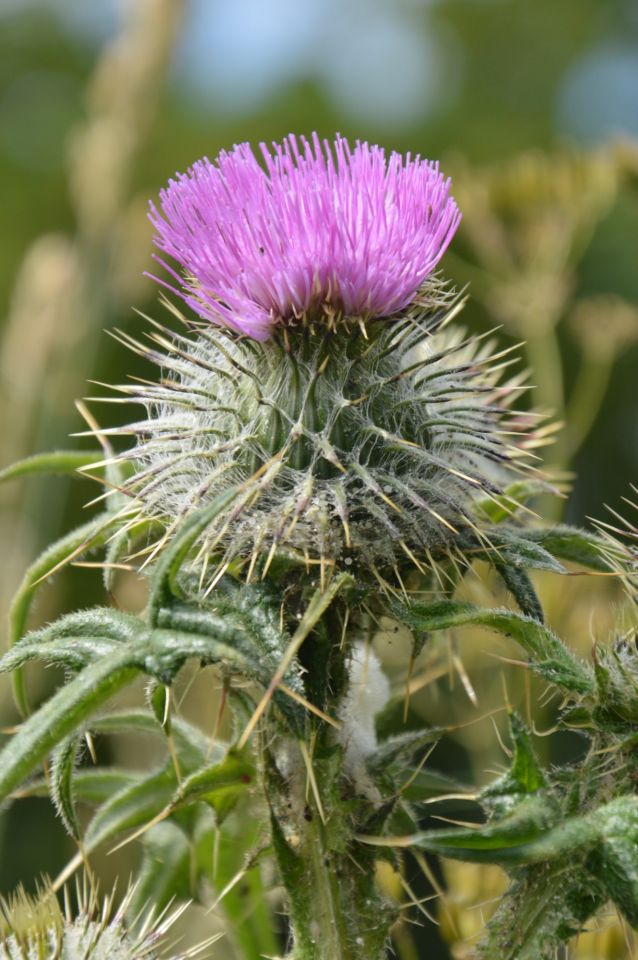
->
[[0, 451, 102, 484], [197, 806, 280, 959], [15, 768, 139, 805], [399, 768, 473, 804], [474, 480, 551, 524], [126, 821, 192, 923], [90, 709, 212, 769], [84, 765, 177, 852]]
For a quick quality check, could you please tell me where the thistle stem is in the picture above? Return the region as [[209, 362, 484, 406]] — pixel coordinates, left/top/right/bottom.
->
[[300, 813, 355, 960], [266, 734, 393, 960]]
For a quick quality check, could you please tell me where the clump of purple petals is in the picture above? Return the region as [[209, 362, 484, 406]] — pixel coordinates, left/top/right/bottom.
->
[[149, 133, 461, 340]]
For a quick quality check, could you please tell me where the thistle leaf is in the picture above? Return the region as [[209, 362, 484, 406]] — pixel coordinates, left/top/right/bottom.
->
[[474, 479, 551, 524], [0, 635, 122, 674], [493, 529, 567, 573], [0, 649, 139, 802], [468, 527, 566, 574], [15, 768, 139, 805], [147, 485, 245, 624], [83, 764, 180, 852], [477, 868, 606, 960], [493, 562, 544, 620], [392, 598, 595, 695], [367, 728, 443, 773], [585, 794, 638, 927], [411, 795, 555, 864], [8, 515, 114, 715], [0, 450, 102, 484], [525, 526, 615, 572], [50, 734, 84, 839], [172, 751, 254, 811]]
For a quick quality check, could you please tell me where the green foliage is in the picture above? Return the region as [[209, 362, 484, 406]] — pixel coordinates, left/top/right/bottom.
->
[[391, 597, 595, 694], [0, 451, 103, 484]]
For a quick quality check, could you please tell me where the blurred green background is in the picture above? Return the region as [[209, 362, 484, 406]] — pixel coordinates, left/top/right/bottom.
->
[[0, 1, 637, 957]]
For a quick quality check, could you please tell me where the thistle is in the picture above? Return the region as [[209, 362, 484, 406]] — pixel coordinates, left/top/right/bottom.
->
[[95, 135, 541, 591], [0, 880, 214, 960], [0, 133, 636, 960]]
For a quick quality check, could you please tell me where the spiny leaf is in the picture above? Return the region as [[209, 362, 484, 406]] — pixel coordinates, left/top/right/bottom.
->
[[50, 734, 84, 839], [506, 714, 546, 796], [392, 598, 595, 695], [0, 649, 139, 802], [410, 796, 559, 864], [84, 764, 178, 852], [367, 728, 443, 772], [0, 635, 122, 674], [585, 794, 638, 927], [486, 528, 566, 574], [525, 526, 615, 572], [15, 768, 139, 805], [9, 514, 114, 715], [494, 562, 544, 621], [0, 451, 102, 484], [477, 866, 606, 960], [156, 604, 305, 732], [28, 607, 144, 644], [481, 714, 548, 818], [147, 485, 245, 625], [172, 751, 254, 810], [83, 747, 243, 852], [474, 479, 550, 524]]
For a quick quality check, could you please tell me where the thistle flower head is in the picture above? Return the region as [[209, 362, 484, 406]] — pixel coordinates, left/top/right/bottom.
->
[[89, 135, 548, 590], [149, 133, 460, 340], [0, 880, 214, 960], [102, 290, 539, 589]]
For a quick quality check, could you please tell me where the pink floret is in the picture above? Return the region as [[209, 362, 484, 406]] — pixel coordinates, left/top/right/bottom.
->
[[149, 133, 461, 340]]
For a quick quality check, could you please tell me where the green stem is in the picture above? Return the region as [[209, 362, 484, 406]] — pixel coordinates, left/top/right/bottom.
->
[[563, 353, 612, 461], [523, 326, 566, 523], [524, 326, 565, 436], [302, 814, 355, 960], [266, 738, 393, 960]]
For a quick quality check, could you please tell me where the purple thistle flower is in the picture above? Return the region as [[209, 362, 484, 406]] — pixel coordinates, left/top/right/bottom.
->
[[148, 133, 461, 340]]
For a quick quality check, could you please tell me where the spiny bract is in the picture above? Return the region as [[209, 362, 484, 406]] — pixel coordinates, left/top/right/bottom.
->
[[97, 286, 538, 589]]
